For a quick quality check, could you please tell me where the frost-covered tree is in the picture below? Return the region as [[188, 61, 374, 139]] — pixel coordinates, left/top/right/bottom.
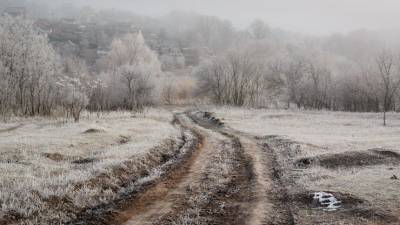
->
[[104, 31, 161, 72], [98, 31, 162, 112], [57, 57, 102, 122], [0, 15, 61, 117], [118, 64, 154, 111]]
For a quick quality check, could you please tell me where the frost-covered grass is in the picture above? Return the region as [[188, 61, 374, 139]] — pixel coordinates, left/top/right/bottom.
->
[[298, 165, 400, 214], [214, 107, 400, 217], [0, 108, 180, 224], [215, 107, 400, 156]]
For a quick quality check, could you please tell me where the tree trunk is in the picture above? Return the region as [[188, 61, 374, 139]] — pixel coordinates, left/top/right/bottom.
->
[[383, 110, 386, 126]]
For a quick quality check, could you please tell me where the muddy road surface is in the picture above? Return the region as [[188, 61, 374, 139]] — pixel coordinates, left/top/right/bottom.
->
[[109, 111, 255, 225], [99, 111, 293, 225]]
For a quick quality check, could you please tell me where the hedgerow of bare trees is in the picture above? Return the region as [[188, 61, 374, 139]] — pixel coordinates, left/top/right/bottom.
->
[[196, 36, 400, 124]]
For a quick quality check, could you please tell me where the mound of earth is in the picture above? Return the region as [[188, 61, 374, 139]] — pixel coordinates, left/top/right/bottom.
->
[[292, 191, 398, 224], [118, 135, 130, 144], [72, 158, 96, 164], [295, 149, 400, 169], [82, 128, 105, 134], [43, 153, 66, 162], [199, 112, 224, 126]]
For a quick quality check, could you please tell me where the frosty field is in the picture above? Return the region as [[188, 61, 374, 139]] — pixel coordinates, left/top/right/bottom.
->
[[0, 109, 181, 224], [1, 108, 400, 225], [214, 108, 400, 154], [215, 108, 400, 224]]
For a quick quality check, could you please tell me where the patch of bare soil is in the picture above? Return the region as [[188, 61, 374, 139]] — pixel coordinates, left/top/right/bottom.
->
[[43, 152, 67, 162], [292, 191, 399, 225], [0, 155, 30, 165], [292, 191, 364, 209], [259, 136, 400, 225], [262, 114, 298, 119], [118, 135, 130, 144], [43, 153, 97, 164], [295, 149, 400, 169], [194, 111, 225, 127], [72, 158, 97, 164], [83, 128, 105, 134]]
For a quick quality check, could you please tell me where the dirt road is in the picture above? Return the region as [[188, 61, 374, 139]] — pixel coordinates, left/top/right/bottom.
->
[[98, 111, 294, 225]]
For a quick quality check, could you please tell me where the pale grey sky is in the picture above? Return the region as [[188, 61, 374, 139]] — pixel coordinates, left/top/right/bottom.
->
[[49, 0, 400, 35]]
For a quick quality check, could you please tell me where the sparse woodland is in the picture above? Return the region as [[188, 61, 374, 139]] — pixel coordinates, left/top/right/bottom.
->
[[0, 15, 163, 121], [1, 13, 400, 125]]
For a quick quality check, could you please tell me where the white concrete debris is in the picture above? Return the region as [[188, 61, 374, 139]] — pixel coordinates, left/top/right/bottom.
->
[[312, 192, 342, 211]]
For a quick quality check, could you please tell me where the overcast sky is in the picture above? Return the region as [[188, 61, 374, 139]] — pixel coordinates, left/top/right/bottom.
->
[[51, 0, 400, 35]]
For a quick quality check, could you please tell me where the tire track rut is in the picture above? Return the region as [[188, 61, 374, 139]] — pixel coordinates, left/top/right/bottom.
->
[[195, 111, 295, 225], [106, 112, 252, 225]]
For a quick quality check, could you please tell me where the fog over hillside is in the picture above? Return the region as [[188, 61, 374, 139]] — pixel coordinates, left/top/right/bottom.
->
[[11, 0, 400, 35]]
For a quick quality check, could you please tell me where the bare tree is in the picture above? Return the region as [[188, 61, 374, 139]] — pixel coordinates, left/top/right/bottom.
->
[[282, 58, 307, 108], [161, 77, 177, 105], [119, 65, 154, 112], [376, 51, 400, 126], [58, 57, 90, 122], [196, 46, 267, 106]]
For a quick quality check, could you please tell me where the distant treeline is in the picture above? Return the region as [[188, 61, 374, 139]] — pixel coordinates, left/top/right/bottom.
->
[[1, 8, 400, 126]]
